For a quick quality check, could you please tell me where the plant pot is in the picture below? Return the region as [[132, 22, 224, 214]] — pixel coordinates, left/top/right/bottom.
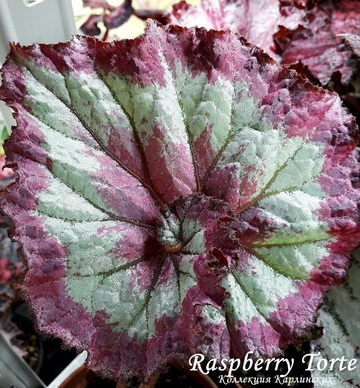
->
[[58, 360, 218, 388], [0, 331, 45, 388], [11, 305, 45, 374], [2, 302, 79, 387], [58, 365, 93, 388], [161, 360, 218, 388]]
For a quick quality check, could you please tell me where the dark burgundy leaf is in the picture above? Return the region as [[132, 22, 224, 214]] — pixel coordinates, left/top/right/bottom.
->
[[133, 9, 168, 24], [103, 0, 133, 29], [83, 0, 112, 9], [80, 14, 103, 36]]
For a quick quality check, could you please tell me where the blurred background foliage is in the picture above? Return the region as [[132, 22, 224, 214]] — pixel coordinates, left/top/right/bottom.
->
[[71, 0, 199, 40]]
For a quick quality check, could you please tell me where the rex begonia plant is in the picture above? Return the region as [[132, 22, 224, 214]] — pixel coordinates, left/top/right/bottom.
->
[[0, 22, 359, 383]]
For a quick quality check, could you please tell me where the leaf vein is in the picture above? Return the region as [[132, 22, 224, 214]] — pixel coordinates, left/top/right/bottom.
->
[[22, 62, 165, 209], [229, 269, 284, 337], [87, 64, 166, 208], [200, 82, 237, 188], [159, 50, 201, 191], [237, 137, 316, 213]]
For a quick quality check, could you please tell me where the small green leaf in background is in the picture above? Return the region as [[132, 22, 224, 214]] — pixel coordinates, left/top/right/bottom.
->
[[0, 122, 9, 156]]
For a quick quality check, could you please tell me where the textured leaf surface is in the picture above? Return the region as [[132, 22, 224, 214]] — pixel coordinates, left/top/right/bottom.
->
[[169, 0, 360, 85], [275, 0, 360, 85], [0, 23, 359, 381], [343, 34, 360, 60], [310, 249, 360, 387], [169, 0, 303, 56]]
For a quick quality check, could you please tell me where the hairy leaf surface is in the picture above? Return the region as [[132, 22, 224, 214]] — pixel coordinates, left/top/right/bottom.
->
[[0, 23, 359, 381], [169, 0, 360, 85], [343, 34, 360, 59]]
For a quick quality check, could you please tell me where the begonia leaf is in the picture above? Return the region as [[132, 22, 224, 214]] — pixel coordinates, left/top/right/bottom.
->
[[102, 0, 133, 30], [0, 23, 359, 381], [169, 0, 360, 86], [309, 249, 360, 387], [133, 9, 168, 25], [342, 34, 360, 60], [275, 0, 360, 85], [168, 0, 305, 56], [80, 0, 133, 36], [80, 14, 103, 36], [83, 0, 112, 9]]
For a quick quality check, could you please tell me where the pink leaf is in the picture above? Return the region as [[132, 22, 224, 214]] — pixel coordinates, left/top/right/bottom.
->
[[169, 0, 360, 85]]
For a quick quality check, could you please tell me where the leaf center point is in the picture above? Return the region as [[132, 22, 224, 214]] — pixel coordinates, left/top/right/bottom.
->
[[162, 242, 182, 254]]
